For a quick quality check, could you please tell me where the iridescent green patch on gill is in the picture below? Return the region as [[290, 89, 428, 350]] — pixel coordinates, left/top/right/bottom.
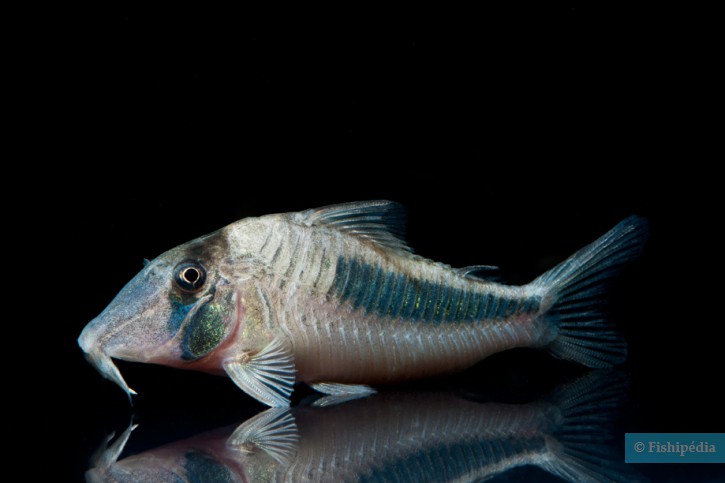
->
[[181, 294, 233, 361]]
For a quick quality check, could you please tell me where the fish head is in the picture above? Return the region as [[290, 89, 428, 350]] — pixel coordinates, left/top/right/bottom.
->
[[78, 229, 240, 399]]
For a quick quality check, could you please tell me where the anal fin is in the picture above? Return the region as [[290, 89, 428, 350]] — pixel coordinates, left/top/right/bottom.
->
[[223, 338, 296, 407]]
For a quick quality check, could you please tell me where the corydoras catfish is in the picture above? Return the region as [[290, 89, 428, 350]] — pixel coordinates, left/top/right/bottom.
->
[[78, 201, 648, 407], [86, 373, 641, 483]]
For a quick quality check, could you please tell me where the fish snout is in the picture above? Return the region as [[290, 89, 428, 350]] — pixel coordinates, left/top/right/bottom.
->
[[78, 317, 138, 401], [78, 317, 105, 355], [78, 314, 127, 359]]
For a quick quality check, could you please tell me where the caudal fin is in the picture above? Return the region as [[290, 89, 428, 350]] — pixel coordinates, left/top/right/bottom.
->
[[531, 216, 649, 367], [539, 371, 645, 482]]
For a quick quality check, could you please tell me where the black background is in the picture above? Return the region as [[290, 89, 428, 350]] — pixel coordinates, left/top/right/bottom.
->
[[20, 5, 721, 481]]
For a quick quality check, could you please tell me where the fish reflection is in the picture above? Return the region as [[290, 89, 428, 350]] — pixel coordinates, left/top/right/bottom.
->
[[87, 372, 640, 482]]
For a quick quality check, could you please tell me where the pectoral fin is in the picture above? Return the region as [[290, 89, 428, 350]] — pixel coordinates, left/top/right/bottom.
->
[[227, 408, 298, 465], [223, 339, 296, 407]]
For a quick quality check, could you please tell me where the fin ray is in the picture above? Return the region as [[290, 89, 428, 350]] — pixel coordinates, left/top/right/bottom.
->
[[296, 200, 411, 253], [223, 339, 296, 407], [309, 382, 377, 406], [455, 265, 502, 282], [532, 216, 648, 367], [310, 381, 377, 396], [540, 371, 645, 482], [227, 408, 298, 464]]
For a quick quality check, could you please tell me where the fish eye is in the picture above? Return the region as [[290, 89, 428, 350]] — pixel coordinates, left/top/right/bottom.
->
[[174, 261, 207, 292]]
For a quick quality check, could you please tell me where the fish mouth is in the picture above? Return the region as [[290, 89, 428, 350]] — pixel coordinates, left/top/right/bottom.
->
[[79, 324, 137, 402]]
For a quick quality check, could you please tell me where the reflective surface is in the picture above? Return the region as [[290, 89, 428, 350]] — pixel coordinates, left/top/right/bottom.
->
[[86, 372, 643, 482], [34, 9, 723, 483]]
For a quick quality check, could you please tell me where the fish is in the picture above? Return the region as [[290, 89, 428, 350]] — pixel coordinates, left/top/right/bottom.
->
[[78, 201, 648, 407], [85, 372, 643, 482]]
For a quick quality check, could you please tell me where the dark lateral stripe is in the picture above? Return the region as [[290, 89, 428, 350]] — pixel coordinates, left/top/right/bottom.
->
[[340, 258, 359, 300], [362, 265, 384, 314], [332, 256, 538, 324], [413, 279, 431, 321], [423, 282, 440, 320], [352, 263, 374, 309], [433, 284, 451, 322], [451, 288, 468, 321], [376, 268, 395, 314]]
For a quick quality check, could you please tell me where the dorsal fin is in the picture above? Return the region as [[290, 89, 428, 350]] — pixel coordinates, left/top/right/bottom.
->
[[295, 200, 412, 253]]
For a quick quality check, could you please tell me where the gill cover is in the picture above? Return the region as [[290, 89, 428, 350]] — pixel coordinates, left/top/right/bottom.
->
[[172, 283, 237, 361], [78, 229, 237, 399]]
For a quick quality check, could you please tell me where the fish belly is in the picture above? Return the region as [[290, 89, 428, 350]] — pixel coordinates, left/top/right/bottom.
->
[[288, 311, 540, 384]]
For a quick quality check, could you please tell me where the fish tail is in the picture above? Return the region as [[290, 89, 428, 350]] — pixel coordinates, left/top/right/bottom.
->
[[539, 371, 644, 482], [531, 216, 649, 367]]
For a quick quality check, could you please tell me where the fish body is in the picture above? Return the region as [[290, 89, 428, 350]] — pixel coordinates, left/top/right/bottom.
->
[[78, 201, 648, 406], [85, 373, 641, 482]]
